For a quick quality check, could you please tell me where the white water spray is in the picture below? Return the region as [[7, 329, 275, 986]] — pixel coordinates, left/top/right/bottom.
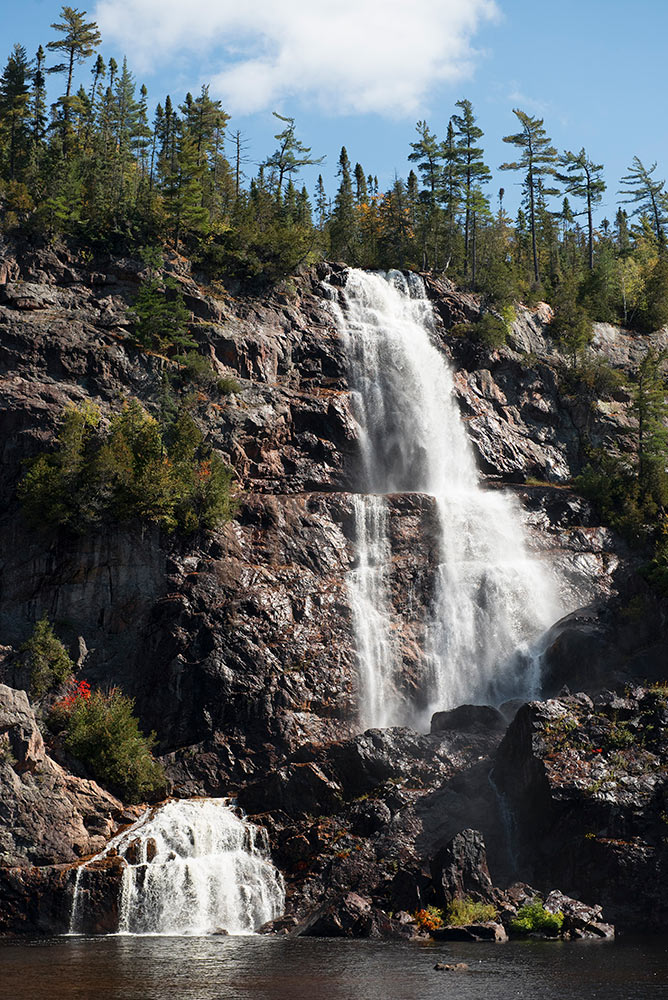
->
[[70, 799, 284, 935], [333, 269, 562, 728]]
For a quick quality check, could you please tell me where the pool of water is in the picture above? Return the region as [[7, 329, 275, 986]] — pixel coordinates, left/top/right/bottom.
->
[[2, 934, 668, 1000]]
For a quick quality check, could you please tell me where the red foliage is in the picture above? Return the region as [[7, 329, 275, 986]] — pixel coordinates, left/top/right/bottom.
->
[[54, 679, 91, 712]]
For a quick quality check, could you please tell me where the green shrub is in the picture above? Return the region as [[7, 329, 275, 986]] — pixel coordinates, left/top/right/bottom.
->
[[561, 358, 625, 401], [509, 900, 564, 937], [0, 735, 16, 767], [449, 312, 507, 348], [57, 687, 165, 803], [18, 400, 236, 535], [445, 896, 497, 926], [21, 617, 74, 699], [475, 312, 508, 349], [173, 351, 241, 395]]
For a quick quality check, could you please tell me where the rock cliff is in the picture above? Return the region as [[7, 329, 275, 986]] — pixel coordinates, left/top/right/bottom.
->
[[0, 239, 665, 935]]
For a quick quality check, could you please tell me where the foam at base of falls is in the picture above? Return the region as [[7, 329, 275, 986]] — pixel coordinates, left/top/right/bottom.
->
[[70, 799, 285, 936], [334, 269, 565, 729]]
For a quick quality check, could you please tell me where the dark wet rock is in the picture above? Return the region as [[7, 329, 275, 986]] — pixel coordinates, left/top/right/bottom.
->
[[433, 921, 507, 942], [431, 704, 506, 735], [0, 865, 73, 935], [430, 829, 496, 906], [492, 688, 668, 931], [297, 891, 392, 938], [257, 914, 299, 935], [348, 798, 392, 836], [539, 607, 622, 697], [433, 962, 470, 971], [67, 856, 127, 935], [240, 762, 343, 818], [0, 853, 126, 936]]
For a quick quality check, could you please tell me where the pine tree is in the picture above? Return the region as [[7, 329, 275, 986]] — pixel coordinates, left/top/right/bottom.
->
[[315, 173, 328, 230], [440, 119, 462, 269], [631, 348, 668, 499], [162, 132, 207, 250], [619, 157, 667, 248], [500, 109, 559, 284], [230, 129, 248, 201], [31, 46, 47, 149], [47, 5, 101, 147], [557, 148, 606, 269], [263, 112, 323, 198], [354, 162, 368, 204]]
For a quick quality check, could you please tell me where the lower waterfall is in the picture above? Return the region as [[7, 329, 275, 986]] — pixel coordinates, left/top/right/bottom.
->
[[332, 269, 564, 729], [70, 799, 285, 936]]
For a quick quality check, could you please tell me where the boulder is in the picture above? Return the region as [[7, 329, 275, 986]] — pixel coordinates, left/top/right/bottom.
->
[[544, 890, 614, 939], [492, 689, 668, 931], [240, 762, 342, 818], [297, 891, 391, 938], [430, 704, 506, 735], [433, 921, 507, 942], [430, 829, 496, 906]]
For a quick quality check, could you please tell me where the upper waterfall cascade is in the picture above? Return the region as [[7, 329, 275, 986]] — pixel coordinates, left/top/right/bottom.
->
[[70, 798, 285, 936], [332, 269, 564, 729]]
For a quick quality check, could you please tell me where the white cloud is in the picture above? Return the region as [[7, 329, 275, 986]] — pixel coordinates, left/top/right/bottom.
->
[[93, 0, 500, 117]]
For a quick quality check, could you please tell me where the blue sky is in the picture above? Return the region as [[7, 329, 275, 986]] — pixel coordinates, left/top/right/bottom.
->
[[4, 0, 666, 221]]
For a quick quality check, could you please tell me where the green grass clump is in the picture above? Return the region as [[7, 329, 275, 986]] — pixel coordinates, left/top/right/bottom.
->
[[510, 900, 564, 937], [445, 896, 497, 926]]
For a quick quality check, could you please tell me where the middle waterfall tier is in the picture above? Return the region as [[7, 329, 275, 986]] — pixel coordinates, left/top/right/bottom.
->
[[334, 269, 565, 729]]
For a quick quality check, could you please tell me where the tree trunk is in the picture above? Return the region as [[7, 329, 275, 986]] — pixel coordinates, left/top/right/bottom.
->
[[529, 171, 539, 283]]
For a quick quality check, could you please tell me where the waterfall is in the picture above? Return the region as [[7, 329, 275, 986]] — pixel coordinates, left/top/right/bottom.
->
[[333, 269, 563, 729], [70, 799, 285, 936], [348, 493, 401, 729]]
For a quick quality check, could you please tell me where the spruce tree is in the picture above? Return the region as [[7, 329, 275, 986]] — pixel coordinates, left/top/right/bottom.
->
[[0, 44, 32, 179], [31, 46, 47, 149], [440, 119, 462, 269], [330, 146, 355, 259], [451, 99, 491, 279], [631, 348, 668, 500], [315, 174, 328, 230], [408, 120, 442, 267], [354, 162, 368, 204]]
